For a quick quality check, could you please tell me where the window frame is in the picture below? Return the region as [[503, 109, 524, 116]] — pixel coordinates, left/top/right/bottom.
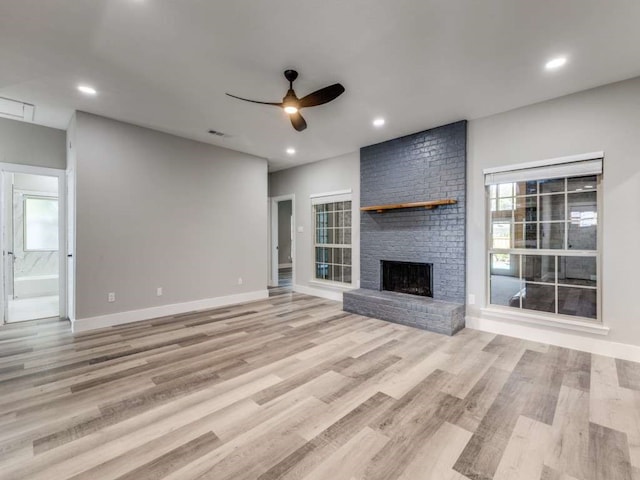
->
[[311, 192, 353, 286], [486, 173, 602, 324], [23, 194, 59, 252]]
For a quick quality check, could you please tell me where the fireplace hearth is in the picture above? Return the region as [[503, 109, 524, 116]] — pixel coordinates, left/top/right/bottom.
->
[[381, 261, 433, 297]]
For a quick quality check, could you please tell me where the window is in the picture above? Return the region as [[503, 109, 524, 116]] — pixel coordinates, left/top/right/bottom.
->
[[486, 157, 601, 321], [24, 196, 59, 251], [313, 197, 352, 284]]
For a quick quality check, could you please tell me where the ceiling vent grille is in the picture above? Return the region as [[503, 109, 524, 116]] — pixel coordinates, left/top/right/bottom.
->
[[0, 97, 35, 122], [208, 129, 229, 138]]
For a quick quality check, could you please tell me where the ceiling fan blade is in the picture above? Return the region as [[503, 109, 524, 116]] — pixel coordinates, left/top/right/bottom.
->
[[299, 83, 345, 108], [290, 112, 307, 131], [225, 93, 282, 106]]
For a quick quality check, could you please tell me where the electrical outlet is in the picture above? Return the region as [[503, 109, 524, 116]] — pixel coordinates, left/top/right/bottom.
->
[[108, 292, 115, 303], [156, 287, 163, 297], [237, 277, 243, 285], [468, 294, 476, 305]]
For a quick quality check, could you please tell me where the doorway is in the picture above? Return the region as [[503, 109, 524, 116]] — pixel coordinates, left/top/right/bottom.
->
[[270, 195, 295, 288], [1, 166, 66, 323]]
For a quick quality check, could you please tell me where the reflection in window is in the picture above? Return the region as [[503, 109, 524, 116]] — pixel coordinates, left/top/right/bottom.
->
[[314, 199, 352, 284], [488, 175, 599, 320], [24, 197, 58, 251]]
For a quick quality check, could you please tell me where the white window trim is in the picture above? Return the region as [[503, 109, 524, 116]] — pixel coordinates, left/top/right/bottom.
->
[[312, 192, 353, 285], [485, 159, 602, 327]]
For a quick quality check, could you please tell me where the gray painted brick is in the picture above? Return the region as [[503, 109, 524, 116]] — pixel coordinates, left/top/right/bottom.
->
[[346, 121, 467, 335]]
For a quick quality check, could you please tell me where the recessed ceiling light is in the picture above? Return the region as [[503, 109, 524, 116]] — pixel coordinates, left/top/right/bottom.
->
[[77, 85, 97, 95], [286, 147, 296, 155], [373, 118, 385, 127], [545, 57, 567, 70]]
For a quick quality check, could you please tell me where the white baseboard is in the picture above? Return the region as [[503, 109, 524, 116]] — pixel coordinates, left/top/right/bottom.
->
[[293, 283, 347, 302], [466, 314, 640, 363], [72, 290, 269, 333]]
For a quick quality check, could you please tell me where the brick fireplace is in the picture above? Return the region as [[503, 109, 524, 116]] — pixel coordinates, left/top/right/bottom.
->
[[343, 121, 467, 335]]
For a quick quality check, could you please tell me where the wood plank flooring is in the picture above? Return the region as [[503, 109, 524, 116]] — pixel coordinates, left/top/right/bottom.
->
[[1, 288, 639, 480]]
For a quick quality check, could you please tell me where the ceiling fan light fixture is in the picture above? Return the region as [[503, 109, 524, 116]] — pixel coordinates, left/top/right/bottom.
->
[[283, 105, 298, 115]]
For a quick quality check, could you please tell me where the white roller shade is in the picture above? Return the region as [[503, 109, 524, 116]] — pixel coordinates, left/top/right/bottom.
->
[[310, 189, 352, 205], [484, 153, 603, 186]]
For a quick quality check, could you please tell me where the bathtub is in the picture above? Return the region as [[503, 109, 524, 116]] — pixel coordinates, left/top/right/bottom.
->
[[14, 274, 59, 298]]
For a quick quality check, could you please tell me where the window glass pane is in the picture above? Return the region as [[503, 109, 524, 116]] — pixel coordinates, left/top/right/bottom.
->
[[489, 185, 497, 198], [343, 267, 352, 284], [540, 222, 565, 249], [539, 194, 565, 221], [491, 209, 513, 223], [498, 183, 514, 197], [25, 197, 58, 251], [558, 286, 597, 319], [523, 255, 555, 283], [316, 263, 329, 280], [567, 175, 597, 193], [333, 248, 342, 265], [522, 283, 556, 314], [489, 253, 522, 306], [515, 181, 538, 196], [512, 223, 524, 249], [314, 199, 352, 284], [568, 224, 596, 251], [539, 178, 565, 193], [497, 197, 514, 211], [332, 266, 343, 282], [491, 253, 508, 269], [525, 223, 538, 249], [514, 196, 537, 222], [344, 211, 352, 227], [343, 248, 352, 266], [315, 247, 328, 262], [558, 256, 597, 287], [491, 223, 512, 249]]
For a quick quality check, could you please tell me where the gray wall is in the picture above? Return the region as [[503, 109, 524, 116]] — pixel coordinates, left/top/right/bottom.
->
[[269, 151, 360, 292], [277, 200, 292, 266], [73, 112, 268, 320], [360, 121, 467, 304], [0, 117, 66, 169], [468, 76, 640, 346]]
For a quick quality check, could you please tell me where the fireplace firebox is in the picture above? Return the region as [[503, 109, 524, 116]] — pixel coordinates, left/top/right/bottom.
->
[[381, 261, 433, 297]]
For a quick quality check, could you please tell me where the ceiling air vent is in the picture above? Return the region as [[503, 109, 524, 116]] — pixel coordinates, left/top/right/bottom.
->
[[208, 129, 228, 137], [0, 96, 35, 122]]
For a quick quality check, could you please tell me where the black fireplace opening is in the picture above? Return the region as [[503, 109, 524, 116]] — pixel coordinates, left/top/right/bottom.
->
[[381, 261, 433, 297]]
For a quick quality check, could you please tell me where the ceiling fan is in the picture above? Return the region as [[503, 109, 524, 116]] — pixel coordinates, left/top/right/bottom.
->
[[226, 70, 345, 132]]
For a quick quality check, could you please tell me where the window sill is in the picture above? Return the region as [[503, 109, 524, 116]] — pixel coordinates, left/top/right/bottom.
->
[[309, 279, 355, 291], [479, 306, 610, 336]]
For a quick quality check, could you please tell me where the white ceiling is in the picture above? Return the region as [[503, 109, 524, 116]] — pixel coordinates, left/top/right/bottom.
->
[[1, 1, 640, 171]]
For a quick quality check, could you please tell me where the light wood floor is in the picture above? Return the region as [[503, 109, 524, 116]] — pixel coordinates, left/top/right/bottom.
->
[[1, 288, 639, 480]]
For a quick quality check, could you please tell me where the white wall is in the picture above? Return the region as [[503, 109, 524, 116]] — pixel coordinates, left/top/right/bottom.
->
[[73, 112, 268, 328], [269, 152, 360, 300], [467, 76, 640, 352], [0, 117, 66, 169]]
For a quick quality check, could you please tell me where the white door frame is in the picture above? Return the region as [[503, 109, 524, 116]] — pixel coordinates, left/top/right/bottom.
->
[[0, 163, 67, 324], [270, 194, 295, 287]]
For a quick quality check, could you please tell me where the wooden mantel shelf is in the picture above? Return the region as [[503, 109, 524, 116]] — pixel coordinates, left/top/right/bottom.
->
[[360, 199, 457, 213]]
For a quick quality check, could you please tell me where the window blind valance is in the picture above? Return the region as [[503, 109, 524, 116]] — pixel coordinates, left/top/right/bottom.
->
[[484, 153, 603, 186]]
